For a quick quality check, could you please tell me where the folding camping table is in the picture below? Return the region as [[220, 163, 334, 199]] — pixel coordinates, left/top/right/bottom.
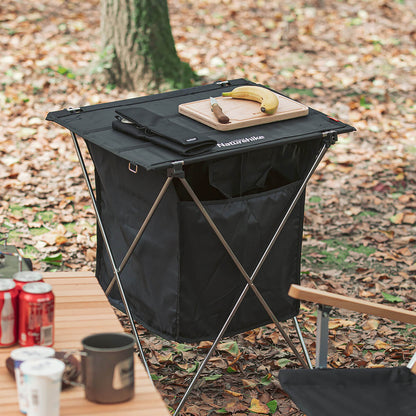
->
[[46, 79, 355, 414]]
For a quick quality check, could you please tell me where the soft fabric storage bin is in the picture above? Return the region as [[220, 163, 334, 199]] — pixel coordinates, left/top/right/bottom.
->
[[88, 138, 320, 342]]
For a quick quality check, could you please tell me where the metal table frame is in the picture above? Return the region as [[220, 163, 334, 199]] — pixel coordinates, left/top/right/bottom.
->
[[69, 128, 337, 414], [69, 127, 338, 413]]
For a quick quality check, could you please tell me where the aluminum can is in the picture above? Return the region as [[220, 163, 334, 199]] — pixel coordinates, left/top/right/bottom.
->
[[13, 271, 43, 292], [0, 279, 19, 347], [19, 282, 54, 347]]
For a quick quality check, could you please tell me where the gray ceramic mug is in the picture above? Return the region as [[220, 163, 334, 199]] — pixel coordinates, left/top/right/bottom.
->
[[81, 332, 135, 404]]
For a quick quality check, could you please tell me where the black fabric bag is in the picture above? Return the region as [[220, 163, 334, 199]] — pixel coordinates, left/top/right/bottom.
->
[[279, 367, 416, 416], [113, 108, 217, 155], [89, 138, 322, 342]]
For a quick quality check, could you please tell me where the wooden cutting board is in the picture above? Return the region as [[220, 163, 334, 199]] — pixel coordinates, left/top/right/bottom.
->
[[178, 92, 309, 131]]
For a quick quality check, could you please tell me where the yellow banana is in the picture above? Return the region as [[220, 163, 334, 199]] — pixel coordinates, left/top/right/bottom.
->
[[222, 86, 279, 115]]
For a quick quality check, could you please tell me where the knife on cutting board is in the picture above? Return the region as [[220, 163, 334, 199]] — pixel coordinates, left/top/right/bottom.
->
[[210, 97, 229, 124]]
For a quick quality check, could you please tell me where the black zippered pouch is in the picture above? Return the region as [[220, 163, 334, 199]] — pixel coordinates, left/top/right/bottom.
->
[[114, 107, 217, 155]]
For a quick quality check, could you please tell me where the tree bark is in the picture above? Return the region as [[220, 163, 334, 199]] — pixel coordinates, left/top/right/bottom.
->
[[100, 0, 195, 91]]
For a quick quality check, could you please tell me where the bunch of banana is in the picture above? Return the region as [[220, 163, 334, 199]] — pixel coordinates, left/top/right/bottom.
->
[[222, 86, 279, 115]]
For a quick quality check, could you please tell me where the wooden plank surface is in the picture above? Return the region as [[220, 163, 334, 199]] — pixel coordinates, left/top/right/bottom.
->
[[289, 284, 416, 325], [178, 93, 309, 131], [0, 272, 171, 416]]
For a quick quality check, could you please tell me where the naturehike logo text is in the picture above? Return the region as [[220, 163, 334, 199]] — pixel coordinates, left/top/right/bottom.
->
[[217, 135, 265, 148]]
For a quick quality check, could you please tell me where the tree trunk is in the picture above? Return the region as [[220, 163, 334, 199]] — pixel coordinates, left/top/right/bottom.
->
[[100, 0, 195, 91]]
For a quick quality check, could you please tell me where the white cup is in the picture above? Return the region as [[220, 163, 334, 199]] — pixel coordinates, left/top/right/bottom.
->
[[11, 346, 55, 414], [20, 358, 65, 416]]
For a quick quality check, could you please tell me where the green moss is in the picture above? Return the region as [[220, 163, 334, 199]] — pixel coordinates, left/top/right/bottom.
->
[[29, 227, 50, 236], [36, 211, 56, 222], [9, 204, 25, 215], [302, 238, 377, 271]]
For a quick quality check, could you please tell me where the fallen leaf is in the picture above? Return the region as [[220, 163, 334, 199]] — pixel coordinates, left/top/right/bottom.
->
[[204, 374, 222, 381], [242, 379, 257, 389], [367, 363, 386, 368], [155, 351, 173, 363], [403, 213, 416, 224], [390, 213, 404, 224], [343, 340, 354, 357], [55, 235, 68, 245], [374, 340, 391, 350], [363, 319, 380, 331], [244, 331, 257, 344], [382, 292, 403, 303], [267, 331, 279, 344], [225, 401, 247, 413], [276, 358, 293, 368], [359, 290, 376, 298], [397, 247, 412, 256], [248, 398, 270, 414], [225, 390, 243, 397], [197, 341, 213, 349], [217, 341, 240, 357], [303, 321, 316, 333], [328, 319, 356, 329]]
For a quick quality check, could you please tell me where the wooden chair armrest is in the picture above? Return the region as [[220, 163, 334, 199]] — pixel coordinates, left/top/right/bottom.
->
[[289, 284, 416, 325]]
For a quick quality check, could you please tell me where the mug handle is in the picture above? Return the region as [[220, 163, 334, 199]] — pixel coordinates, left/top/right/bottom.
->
[[59, 349, 87, 388]]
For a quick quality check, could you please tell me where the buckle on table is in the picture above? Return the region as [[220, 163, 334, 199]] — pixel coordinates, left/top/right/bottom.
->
[[66, 106, 82, 113], [167, 161, 185, 178], [322, 130, 338, 147], [215, 80, 230, 87], [128, 163, 138, 174]]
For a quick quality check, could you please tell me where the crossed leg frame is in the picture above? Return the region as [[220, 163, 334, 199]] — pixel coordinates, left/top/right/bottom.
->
[[70, 131, 332, 415]]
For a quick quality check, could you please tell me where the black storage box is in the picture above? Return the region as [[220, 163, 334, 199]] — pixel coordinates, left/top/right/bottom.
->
[[89, 138, 321, 342]]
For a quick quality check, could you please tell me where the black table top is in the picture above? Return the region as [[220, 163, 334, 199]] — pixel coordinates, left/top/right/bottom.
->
[[46, 79, 355, 171]]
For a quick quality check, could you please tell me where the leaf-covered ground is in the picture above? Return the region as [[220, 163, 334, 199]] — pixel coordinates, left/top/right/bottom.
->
[[1, 0, 416, 414]]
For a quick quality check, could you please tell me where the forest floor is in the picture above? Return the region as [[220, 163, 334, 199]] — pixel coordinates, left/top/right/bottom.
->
[[1, 0, 416, 414]]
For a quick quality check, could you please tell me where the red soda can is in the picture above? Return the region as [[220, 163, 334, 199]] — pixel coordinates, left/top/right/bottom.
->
[[13, 271, 43, 292], [0, 279, 19, 347], [18, 282, 54, 347]]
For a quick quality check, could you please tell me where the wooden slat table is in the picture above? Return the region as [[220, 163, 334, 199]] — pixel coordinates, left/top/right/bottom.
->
[[0, 272, 171, 416]]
